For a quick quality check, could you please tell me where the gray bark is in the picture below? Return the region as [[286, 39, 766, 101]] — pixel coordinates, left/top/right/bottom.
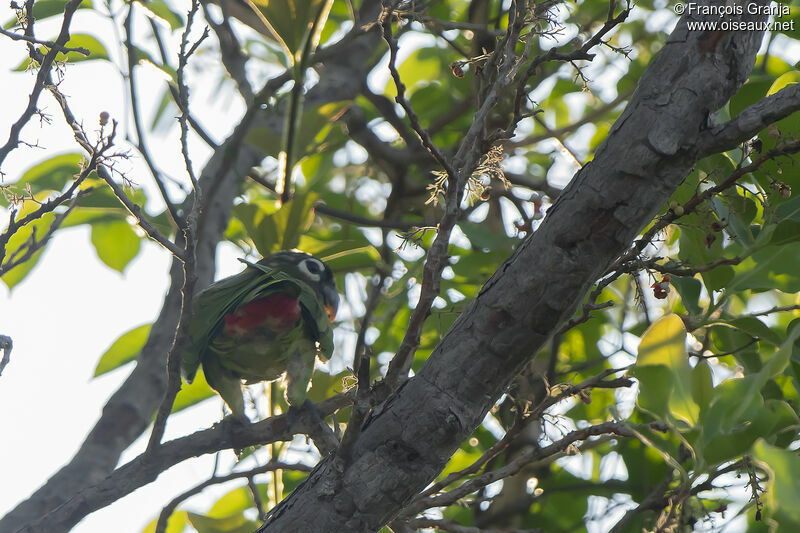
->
[[259, 4, 792, 532]]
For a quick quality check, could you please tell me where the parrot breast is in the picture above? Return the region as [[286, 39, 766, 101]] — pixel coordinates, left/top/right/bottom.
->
[[222, 292, 301, 337]]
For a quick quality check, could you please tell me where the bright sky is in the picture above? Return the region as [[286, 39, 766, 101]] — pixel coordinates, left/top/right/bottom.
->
[[0, 3, 255, 531]]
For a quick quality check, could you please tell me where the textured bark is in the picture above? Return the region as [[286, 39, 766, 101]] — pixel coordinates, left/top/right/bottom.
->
[[259, 5, 781, 532], [0, 2, 383, 532]]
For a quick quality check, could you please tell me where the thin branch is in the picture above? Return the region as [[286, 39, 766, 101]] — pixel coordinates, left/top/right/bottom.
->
[[385, 0, 531, 386], [0, 188, 85, 276], [507, 89, 631, 149], [0, 27, 89, 55], [314, 203, 424, 231], [19, 392, 354, 533], [0, 0, 84, 166], [154, 461, 312, 533], [380, 8, 457, 180], [146, 0, 207, 453], [697, 82, 800, 157], [147, 17, 219, 148], [124, 2, 184, 229], [335, 273, 386, 466], [749, 304, 800, 317], [0, 335, 12, 377], [403, 421, 633, 516], [640, 256, 743, 276]]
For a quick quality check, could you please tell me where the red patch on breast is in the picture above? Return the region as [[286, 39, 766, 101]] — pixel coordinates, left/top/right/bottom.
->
[[223, 293, 301, 336]]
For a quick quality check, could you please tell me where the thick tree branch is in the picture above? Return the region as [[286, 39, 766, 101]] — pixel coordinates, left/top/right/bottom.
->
[[14, 394, 353, 533], [257, 4, 788, 531]]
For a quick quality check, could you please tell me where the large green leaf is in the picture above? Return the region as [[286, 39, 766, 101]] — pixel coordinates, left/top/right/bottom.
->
[[385, 48, 445, 98], [0, 153, 84, 207], [94, 323, 152, 377], [186, 512, 258, 533], [2, 0, 93, 30], [729, 242, 800, 293], [248, 0, 333, 60], [139, 0, 183, 31], [172, 369, 216, 413], [631, 314, 699, 426], [753, 440, 800, 528], [15, 34, 108, 70], [141, 510, 188, 533], [90, 219, 142, 273], [1, 196, 57, 289]]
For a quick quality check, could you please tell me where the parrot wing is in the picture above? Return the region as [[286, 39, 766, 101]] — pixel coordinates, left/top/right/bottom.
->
[[249, 260, 334, 360], [181, 264, 276, 382]]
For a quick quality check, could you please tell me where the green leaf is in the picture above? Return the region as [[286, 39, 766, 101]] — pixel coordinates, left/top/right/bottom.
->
[[140, 0, 183, 31], [186, 512, 258, 533], [767, 70, 800, 96], [729, 242, 800, 293], [141, 510, 188, 533], [248, 0, 333, 60], [775, 195, 800, 222], [297, 237, 384, 272], [246, 101, 346, 159], [691, 359, 713, 414], [1, 202, 56, 289], [14, 34, 108, 70], [385, 48, 444, 98], [670, 275, 702, 316], [0, 153, 84, 207], [753, 440, 800, 528], [726, 317, 783, 346], [94, 323, 152, 377], [172, 369, 216, 413], [90, 219, 142, 272], [207, 487, 253, 517], [3, 0, 93, 30], [631, 314, 699, 426]]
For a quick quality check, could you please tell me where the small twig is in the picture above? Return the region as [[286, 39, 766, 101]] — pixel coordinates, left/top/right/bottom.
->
[[146, 0, 207, 453], [640, 256, 743, 276], [380, 8, 457, 180], [748, 304, 800, 318], [176, 0, 209, 192], [0, 0, 84, 166], [0, 335, 12, 377], [247, 475, 266, 519], [690, 338, 758, 360], [154, 461, 312, 533], [0, 27, 90, 55], [403, 421, 633, 516], [124, 2, 184, 229], [314, 203, 426, 231], [147, 17, 218, 149], [0, 189, 85, 276], [336, 273, 386, 466]]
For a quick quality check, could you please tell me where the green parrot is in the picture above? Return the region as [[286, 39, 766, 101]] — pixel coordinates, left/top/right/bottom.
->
[[181, 250, 339, 418]]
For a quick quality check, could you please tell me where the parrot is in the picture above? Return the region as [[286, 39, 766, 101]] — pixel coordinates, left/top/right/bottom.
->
[[181, 250, 339, 418]]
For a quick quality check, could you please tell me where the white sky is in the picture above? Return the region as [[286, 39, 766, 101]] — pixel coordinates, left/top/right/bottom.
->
[[0, 3, 252, 531]]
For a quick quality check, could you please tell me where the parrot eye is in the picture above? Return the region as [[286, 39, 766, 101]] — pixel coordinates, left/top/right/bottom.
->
[[299, 258, 324, 281]]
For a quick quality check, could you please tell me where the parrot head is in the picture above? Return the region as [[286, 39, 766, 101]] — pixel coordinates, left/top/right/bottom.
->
[[257, 250, 339, 322]]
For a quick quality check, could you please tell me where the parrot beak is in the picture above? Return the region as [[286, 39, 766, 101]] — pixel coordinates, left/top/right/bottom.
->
[[322, 284, 339, 322]]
